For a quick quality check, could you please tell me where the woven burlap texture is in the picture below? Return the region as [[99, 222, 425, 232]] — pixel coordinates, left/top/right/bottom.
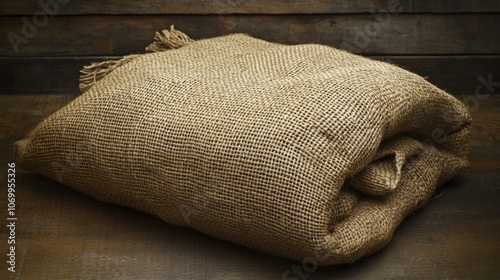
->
[[15, 26, 471, 265]]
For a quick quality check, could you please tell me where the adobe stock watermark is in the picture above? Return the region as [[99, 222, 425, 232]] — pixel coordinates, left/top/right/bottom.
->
[[281, 248, 332, 280], [463, 74, 500, 112], [179, 183, 219, 225], [179, 171, 220, 225], [6, 163, 17, 273], [51, 139, 86, 184], [340, 0, 403, 53], [213, 0, 245, 22], [7, 0, 71, 53], [423, 73, 499, 147]]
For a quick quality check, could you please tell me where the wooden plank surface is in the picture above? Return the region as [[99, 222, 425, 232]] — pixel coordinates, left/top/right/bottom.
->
[[0, 94, 499, 279], [2, 56, 499, 95], [0, 57, 95, 94], [414, 1, 500, 13], [1, 14, 499, 56], [1, 0, 500, 15]]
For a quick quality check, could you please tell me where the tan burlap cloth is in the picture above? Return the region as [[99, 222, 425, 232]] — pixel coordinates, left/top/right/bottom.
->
[[15, 27, 471, 265]]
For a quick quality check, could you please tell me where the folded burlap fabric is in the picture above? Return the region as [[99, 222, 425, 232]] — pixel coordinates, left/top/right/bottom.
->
[[15, 26, 471, 265]]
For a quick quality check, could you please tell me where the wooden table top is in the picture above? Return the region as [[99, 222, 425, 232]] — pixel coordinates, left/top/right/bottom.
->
[[1, 94, 499, 279]]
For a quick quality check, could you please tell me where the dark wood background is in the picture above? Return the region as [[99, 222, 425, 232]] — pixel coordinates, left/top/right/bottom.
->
[[0, 1, 499, 279], [0, 0, 499, 94]]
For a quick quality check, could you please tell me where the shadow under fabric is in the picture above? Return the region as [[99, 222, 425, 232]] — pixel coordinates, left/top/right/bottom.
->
[[14, 26, 471, 265]]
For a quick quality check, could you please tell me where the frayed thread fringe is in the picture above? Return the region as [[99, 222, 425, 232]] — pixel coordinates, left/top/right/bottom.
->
[[146, 25, 194, 52], [79, 55, 139, 93], [79, 25, 192, 93]]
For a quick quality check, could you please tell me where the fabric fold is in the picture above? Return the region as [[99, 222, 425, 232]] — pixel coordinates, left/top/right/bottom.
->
[[326, 142, 458, 263], [349, 137, 423, 196]]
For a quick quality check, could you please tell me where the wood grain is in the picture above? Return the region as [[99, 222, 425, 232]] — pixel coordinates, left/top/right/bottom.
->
[[1, 0, 499, 15], [414, 1, 500, 13], [1, 14, 499, 56], [2, 56, 499, 95], [0, 0, 499, 276], [0, 57, 112, 94], [0, 94, 499, 279]]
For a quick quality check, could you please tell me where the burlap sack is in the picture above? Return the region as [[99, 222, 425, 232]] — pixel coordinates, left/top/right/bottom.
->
[[15, 26, 471, 265]]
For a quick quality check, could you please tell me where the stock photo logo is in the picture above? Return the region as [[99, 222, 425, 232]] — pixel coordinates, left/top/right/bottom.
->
[[340, 0, 403, 53], [464, 74, 500, 111], [7, 0, 70, 53]]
